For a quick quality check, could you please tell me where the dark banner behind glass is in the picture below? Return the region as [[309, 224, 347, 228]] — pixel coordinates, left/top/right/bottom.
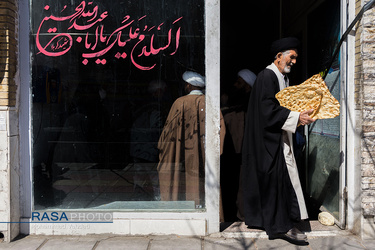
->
[[31, 0, 205, 211]]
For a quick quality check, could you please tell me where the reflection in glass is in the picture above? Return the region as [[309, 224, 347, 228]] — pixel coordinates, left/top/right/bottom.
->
[[308, 71, 341, 220], [306, 0, 341, 220], [129, 80, 168, 201], [157, 72, 207, 208], [31, 0, 205, 211]]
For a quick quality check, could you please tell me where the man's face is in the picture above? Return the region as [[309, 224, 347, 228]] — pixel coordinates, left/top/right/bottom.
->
[[276, 49, 298, 74]]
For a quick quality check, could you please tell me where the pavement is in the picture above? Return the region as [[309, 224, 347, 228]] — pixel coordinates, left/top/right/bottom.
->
[[0, 232, 374, 250]]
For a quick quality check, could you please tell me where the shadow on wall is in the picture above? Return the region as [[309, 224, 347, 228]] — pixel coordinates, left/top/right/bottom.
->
[[0, 29, 6, 84]]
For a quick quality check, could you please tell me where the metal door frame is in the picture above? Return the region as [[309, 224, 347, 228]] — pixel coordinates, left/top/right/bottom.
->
[[304, 0, 348, 229]]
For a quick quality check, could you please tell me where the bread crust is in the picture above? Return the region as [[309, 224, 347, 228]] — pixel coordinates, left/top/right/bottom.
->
[[275, 74, 340, 119]]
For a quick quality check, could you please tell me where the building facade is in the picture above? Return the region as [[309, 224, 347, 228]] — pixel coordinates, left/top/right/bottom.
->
[[357, 0, 375, 239], [0, 0, 374, 243]]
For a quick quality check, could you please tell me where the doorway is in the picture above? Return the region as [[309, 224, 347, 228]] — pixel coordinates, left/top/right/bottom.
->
[[220, 0, 344, 230]]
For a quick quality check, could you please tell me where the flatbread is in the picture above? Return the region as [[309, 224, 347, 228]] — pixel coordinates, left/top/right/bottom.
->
[[275, 74, 340, 119]]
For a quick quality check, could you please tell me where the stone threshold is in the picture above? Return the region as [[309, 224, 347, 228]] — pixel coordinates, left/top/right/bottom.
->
[[212, 220, 351, 238]]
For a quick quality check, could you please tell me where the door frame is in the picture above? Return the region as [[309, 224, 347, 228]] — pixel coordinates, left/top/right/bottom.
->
[[282, 0, 348, 228], [343, 0, 361, 233]]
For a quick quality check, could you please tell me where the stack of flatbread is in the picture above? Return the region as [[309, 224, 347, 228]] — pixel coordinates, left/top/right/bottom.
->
[[275, 74, 340, 119]]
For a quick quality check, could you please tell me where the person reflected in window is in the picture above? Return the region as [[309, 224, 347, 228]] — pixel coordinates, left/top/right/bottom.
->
[[130, 80, 168, 201], [157, 71, 226, 207], [221, 69, 256, 222]]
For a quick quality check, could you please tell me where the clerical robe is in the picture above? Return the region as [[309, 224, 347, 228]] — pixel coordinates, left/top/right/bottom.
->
[[241, 63, 308, 235], [157, 91, 225, 206]]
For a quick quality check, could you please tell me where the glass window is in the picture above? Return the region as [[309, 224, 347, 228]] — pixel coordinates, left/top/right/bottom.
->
[[306, 0, 341, 220], [31, 0, 205, 211]]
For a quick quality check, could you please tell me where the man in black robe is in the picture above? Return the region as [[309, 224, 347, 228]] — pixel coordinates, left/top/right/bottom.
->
[[241, 37, 315, 244]]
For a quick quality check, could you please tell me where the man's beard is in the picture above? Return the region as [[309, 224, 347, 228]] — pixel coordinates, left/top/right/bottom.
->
[[284, 65, 292, 73]]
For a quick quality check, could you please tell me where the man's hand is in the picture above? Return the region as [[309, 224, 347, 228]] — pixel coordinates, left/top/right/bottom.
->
[[299, 109, 316, 126]]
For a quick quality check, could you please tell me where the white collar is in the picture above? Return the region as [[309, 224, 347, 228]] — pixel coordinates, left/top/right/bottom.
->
[[266, 63, 289, 90], [188, 90, 204, 95]]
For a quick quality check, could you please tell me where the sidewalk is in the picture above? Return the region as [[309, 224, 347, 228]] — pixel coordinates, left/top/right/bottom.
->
[[0, 233, 375, 250]]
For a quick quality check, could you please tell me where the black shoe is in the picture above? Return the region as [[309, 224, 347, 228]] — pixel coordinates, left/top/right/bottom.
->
[[269, 227, 309, 245]]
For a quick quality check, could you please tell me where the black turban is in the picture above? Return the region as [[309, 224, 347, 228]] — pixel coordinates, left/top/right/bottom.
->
[[270, 37, 300, 57]]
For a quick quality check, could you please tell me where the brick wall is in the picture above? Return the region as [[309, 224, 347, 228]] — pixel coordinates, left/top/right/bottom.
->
[[359, 0, 375, 218], [0, 0, 17, 107]]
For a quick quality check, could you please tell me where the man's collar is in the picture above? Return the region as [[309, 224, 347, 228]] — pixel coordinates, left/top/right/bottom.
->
[[267, 63, 288, 90], [271, 63, 285, 78], [188, 90, 204, 95]]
